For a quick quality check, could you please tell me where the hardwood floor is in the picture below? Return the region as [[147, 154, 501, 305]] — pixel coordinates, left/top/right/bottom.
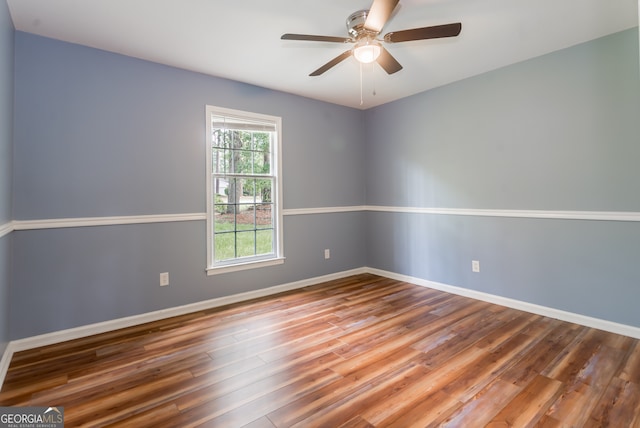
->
[[1, 273, 639, 427]]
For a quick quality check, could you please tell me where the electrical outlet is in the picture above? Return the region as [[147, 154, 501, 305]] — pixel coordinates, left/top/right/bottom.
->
[[472, 260, 480, 273], [160, 272, 169, 286], [324, 249, 331, 259]]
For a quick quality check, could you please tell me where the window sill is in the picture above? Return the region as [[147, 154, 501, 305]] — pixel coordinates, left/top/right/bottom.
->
[[206, 257, 285, 276]]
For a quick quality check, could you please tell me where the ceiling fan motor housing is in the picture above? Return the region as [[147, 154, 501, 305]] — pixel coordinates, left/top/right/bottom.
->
[[347, 10, 371, 38]]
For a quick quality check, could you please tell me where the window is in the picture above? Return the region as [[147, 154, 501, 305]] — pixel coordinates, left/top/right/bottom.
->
[[205, 106, 283, 274]]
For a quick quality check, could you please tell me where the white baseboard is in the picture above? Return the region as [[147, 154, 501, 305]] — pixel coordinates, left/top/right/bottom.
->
[[366, 267, 640, 340], [0, 221, 13, 239], [0, 342, 15, 389]]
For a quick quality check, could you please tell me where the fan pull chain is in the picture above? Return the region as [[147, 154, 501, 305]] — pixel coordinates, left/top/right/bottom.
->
[[372, 62, 376, 97], [359, 62, 364, 106]]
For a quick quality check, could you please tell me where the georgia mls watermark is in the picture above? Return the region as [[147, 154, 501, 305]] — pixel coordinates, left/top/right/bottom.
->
[[0, 407, 63, 428]]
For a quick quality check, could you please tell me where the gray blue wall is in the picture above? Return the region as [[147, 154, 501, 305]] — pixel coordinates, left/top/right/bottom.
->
[[365, 28, 640, 327], [11, 32, 366, 339], [7, 24, 640, 340], [0, 0, 14, 354]]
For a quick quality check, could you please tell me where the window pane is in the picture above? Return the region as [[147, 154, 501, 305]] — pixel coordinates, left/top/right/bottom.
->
[[256, 203, 273, 229], [236, 204, 256, 230], [225, 177, 242, 209], [213, 177, 229, 198], [253, 149, 267, 174], [211, 127, 224, 148], [222, 149, 233, 174], [214, 204, 235, 232], [238, 131, 253, 150], [256, 179, 272, 204], [248, 149, 257, 174], [242, 178, 256, 200], [212, 148, 226, 174], [236, 231, 256, 258], [214, 231, 235, 261], [256, 229, 273, 254], [254, 133, 270, 173]]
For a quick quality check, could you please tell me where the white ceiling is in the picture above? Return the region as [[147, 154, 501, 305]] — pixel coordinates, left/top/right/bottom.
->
[[7, 0, 639, 109]]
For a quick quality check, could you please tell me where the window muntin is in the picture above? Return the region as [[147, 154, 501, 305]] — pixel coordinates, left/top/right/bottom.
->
[[206, 106, 283, 273]]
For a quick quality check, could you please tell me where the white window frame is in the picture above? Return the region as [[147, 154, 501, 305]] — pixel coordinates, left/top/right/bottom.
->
[[205, 105, 284, 275]]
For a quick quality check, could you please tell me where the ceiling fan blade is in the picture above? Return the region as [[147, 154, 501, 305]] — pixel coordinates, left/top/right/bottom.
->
[[364, 0, 399, 33], [281, 33, 353, 43], [309, 50, 353, 76], [376, 46, 403, 74], [384, 22, 462, 43]]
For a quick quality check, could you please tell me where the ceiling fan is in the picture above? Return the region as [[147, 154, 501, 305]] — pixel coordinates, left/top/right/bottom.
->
[[281, 0, 462, 76]]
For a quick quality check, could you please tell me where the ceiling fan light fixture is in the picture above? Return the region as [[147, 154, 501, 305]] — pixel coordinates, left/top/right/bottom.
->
[[353, 39, 381, 64]]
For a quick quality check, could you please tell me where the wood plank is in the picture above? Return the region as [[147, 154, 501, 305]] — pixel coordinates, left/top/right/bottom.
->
[[438, 379, 522, 427], [381, 389, 462, 427], [619, 340, 640, 384], [486, 374, 563, 427], [584, 377, 640, 428], [500, 320, 582, 387], [441, 331, 544, 403], [544, 343, 627, 425], [102, 402, 180, 428]]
